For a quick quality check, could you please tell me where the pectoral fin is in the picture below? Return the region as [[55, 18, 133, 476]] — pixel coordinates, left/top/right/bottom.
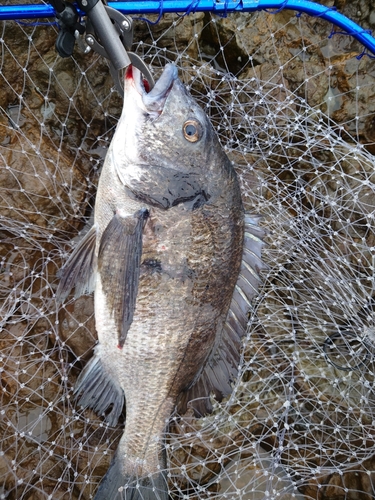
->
[[56, 225, 97, 303], [98, 209, 149, 348]]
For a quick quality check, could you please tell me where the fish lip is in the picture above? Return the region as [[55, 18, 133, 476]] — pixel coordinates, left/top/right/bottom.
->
[[125, 63, 178, 114]]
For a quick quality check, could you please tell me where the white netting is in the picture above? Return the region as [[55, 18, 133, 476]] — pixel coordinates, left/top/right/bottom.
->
[[1, 1, 375, 499]]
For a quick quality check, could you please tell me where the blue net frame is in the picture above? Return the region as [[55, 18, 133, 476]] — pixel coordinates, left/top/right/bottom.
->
[[1, 0, 375, 56]]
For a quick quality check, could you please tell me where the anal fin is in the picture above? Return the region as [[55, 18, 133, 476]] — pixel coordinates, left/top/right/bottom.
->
[[74, 354, 124, 427]]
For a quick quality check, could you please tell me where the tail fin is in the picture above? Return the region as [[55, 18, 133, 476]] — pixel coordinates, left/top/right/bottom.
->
[[94, 454, 169, 500]]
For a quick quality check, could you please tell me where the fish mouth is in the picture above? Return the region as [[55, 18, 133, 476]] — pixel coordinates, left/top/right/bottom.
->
[[125, 63, 178, 115]]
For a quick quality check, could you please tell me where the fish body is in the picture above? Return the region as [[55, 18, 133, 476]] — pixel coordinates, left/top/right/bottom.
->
[[57, 63, 265, 500]]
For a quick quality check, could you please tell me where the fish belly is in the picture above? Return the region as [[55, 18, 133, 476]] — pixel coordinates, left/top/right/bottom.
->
[[95, 268, 206, 476]]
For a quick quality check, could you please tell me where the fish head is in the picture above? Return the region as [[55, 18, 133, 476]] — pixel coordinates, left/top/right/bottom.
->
[[111, 63, 230, 207]]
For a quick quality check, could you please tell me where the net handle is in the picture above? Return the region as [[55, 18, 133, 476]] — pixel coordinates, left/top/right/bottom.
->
[[1, 0, 375, 56]]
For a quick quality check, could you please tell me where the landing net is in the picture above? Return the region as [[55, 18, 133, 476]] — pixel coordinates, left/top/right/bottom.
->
[[1, 4, 375, 499]]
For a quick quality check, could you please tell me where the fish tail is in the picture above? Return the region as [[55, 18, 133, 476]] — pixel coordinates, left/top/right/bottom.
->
[[94, 453, 169, 500]]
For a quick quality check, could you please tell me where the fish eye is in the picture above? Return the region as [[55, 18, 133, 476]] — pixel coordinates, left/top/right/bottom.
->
[[183, 119, 202, 143]]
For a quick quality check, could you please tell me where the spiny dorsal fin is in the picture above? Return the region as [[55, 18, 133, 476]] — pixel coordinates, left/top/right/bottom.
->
[[178, 213, 267, 417]]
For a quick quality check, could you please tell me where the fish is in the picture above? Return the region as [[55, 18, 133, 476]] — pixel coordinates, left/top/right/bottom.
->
[[56, 62, 266, 500]]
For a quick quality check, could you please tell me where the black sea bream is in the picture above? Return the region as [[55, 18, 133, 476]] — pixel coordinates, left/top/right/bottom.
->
[[57, 63, 266, 500]]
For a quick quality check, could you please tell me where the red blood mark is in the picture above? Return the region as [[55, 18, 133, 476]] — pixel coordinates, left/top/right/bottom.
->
[[125, 65, 133, 80], [143, 79, 150, 93], [117, 344, 123, 350], [160, 245, 166, 251]]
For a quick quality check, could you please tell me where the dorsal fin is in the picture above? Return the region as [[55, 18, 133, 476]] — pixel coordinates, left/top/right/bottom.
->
[[178, 214, 267, 417]]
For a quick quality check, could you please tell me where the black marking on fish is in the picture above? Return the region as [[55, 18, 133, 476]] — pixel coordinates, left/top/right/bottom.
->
[[98, 209, 149, 349], [56, 225, 97, 303], [127, 167, 205, 209], [142, 259, 162, 272], [74, 354, 124, 427], [178, 213, 267, 417]]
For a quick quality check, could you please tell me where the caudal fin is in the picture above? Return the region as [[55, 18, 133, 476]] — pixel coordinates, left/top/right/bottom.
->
[[94, 454, 169, 500]]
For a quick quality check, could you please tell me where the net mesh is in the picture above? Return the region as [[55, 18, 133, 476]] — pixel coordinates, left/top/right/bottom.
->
[[1, 2, 375, 499]]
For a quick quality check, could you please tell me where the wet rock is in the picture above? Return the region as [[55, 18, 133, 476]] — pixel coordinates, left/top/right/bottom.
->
[[0, 124, 89, 232], [207, 5, 375, 153], [299, 460, 375, 499], [133, 13, 205, 61]]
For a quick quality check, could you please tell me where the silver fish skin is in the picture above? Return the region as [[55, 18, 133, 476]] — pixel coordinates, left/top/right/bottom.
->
[[56, 63, 266, 500]]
